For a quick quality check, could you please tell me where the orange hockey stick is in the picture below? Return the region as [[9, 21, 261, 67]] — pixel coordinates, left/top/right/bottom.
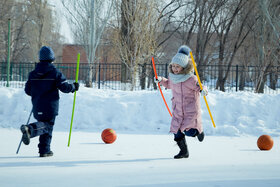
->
[[152, 57, 172, 117]]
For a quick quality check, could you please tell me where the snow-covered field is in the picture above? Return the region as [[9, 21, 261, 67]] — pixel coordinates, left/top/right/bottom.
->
[[0, 86, 280, 186]]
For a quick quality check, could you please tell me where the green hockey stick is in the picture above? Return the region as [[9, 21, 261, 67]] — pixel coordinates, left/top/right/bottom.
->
[[68, 53, 80, 147]]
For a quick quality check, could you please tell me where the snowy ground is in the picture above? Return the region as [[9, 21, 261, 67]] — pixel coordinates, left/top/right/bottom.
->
[[1, 129, 280, 187], [0, 86, 280, 186]]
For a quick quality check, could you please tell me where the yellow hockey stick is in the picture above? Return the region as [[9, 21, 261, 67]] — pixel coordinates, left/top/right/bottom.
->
[[190, 52, 216, 128]]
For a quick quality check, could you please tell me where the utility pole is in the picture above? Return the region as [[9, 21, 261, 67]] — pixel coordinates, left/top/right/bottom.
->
[[89, 0, 96, 65], [6, 19, 11, 87]]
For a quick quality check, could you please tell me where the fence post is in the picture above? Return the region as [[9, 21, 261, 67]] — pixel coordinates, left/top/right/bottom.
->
[[19, 63, 22, 81], [236, 65, 238, 92], [6, 19, 11, 87], [98, 63, 101, 89], [165, 63, 168, 78]]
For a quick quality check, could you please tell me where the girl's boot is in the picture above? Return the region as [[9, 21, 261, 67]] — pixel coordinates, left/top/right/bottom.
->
[[197, 131, 205, 142], [174, 136, 189, 159]]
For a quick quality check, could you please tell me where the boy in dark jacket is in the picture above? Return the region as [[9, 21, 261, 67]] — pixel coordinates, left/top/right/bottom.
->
[[21, 46, 79, 157]]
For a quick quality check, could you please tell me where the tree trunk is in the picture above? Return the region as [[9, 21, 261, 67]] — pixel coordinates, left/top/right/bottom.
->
[[255, 70, 266, 93], [216, 35, 226, 92], [255, 79, 265, 93], [86, 63, 93, 87], [269, 69, 277, 90], [140, 63, 146, 90], [121, 62, 127, 83], [216, 65, 225, 92], [239, 66, 246, 91], [130, 65, 137, 91]]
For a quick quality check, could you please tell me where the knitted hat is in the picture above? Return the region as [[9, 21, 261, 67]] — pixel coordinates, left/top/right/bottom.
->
[[171, 45, 192, 68], [39, 46, 55, 61]]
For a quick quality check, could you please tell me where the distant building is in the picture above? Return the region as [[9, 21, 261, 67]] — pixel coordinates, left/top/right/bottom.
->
[[60, 44, 87, 80], [62, 44, 88, 63], [61, 44, 120, 82]]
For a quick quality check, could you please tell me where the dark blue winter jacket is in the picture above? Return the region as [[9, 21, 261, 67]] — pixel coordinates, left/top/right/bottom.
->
[[25, 62, 75, 121]]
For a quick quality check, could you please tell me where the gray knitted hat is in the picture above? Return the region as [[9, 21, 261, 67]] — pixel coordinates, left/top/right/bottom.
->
[[171, 45, 192, 68]]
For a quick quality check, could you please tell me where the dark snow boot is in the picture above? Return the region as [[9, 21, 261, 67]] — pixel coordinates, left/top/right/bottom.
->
[[20, 125, 31, 145], [40, 151, 53, 157], [197, 131, 205, 142], [174, 137, 189, 159]]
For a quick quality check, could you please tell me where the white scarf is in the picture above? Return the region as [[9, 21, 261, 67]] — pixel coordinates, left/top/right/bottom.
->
[[169, 72, 193, 84]]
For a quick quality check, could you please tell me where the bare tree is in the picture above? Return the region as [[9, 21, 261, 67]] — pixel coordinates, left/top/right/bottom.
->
[[254, 0, 280, 93], [24, 0, 58, 61], [0, 0, 61, 62], [0, 0, 15, 62], [211, 0, 255, 91], [113, 0, 187, 90], [61, 0, 114, 87], [189, 0, 222, 80], [0, 0, 32, 62], [113, 0, 158, 90], [153, 0, 223, 81]]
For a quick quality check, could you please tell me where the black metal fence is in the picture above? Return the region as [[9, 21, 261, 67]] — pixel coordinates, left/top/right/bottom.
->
[[1, 61, 280, 93]]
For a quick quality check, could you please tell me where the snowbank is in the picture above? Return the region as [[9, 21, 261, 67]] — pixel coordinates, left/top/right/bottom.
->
[[0, 86, 279, 136]]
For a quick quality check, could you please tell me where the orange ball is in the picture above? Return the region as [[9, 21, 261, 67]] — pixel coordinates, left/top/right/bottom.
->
[[257, 135, 273, 151], [101, 128, 117, 144]]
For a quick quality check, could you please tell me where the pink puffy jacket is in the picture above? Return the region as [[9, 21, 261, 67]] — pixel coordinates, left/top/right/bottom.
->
[[160, 75, 204, 134]]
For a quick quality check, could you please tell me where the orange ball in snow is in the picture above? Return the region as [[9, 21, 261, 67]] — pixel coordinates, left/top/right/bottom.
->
[[257, 135, 273, 151], [101, 128, 117, 144]]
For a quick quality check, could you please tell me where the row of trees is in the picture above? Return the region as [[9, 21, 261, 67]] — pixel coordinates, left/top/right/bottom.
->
[[62, 0, 279, 92], [1, 0, 279, 93]]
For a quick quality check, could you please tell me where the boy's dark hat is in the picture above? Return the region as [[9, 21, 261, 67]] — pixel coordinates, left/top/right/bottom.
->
[[39, 46, 55, 61]]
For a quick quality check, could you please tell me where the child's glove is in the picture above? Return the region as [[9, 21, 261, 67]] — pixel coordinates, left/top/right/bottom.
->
[[200, 89, 208, 97], [73, 82, 79, 92], [154, 76, 162, 84]]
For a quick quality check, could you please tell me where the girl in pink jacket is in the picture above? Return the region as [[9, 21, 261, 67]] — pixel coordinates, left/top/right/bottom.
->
[[155, 45, 208, 159]]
